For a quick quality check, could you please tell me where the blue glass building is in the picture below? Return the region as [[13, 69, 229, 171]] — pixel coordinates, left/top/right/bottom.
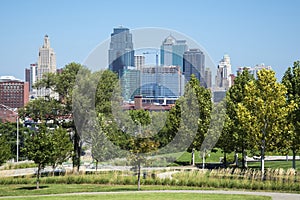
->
[[108, 27, 134, 77]]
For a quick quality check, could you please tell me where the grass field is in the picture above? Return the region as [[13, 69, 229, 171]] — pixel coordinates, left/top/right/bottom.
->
[[176, 149, 226, 163], [0, 191, 271, 200], [0, 184, 142, 196], [247, 160, 300, 170], [0, 184, 270, 200], [175, 149, 299, 170], [0, 183, 276, 198]]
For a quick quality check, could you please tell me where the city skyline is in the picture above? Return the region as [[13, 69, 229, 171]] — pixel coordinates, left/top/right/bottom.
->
[[1, 0, 300, 81]]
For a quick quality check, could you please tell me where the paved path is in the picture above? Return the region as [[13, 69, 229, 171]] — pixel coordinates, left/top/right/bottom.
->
[[156, 171, 179, 179], [1, 190, 300, 200], [0, 168, 36, 177], [246, 155, 300, 162]]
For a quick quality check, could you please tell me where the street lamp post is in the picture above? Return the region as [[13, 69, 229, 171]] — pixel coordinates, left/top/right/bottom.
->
[[16, 115, 19, 163]]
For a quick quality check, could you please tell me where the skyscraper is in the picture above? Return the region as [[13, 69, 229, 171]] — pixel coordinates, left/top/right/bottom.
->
[[160, 35, 188, 70], [25, 68, 31, 92], [204, 68, 212, 89], [134, 55, 145, 70], [108, 27, 134, 77], [37, 35, 57, 98], [215, 54, 232, 90], [25, 63, 38, 94], [183, 48, 205, 86]]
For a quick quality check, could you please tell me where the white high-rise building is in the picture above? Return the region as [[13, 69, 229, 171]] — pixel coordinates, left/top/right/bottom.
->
[[215, 54, 232, 90], [237, 63, 272, 79], [37, 35, 57, 98]]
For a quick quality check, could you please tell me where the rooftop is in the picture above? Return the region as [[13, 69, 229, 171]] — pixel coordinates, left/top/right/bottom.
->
[[0, 76, 22, 82]]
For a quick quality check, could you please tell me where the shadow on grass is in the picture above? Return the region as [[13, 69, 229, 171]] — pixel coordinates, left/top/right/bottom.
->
[[102, 187, 139, 192], [17, 186, 49, 190]]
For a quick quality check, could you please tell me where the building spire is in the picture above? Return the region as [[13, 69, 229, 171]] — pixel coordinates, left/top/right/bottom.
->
[[43, 34, 50, 48]]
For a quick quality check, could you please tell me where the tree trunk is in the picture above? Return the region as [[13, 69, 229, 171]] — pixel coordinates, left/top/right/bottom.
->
[[242, 144, 246, 168], [261, 124, 267, 181], [96, 160, 98, 171], [52, 164, 55, 176], [223, 152, 227, 168], [72, 131, 81, 173], [191, 148, 195, 166], [137, 161, 141, 191], [235, 152, 239, 166], [292, 149, 296, 169], [77, 141, 82, 172], [36, 164, 41, 189], [202, 151, 205, 170], [261, 138, 265, 181]]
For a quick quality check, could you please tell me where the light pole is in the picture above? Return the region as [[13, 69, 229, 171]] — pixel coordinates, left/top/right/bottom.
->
[[202, 148, 206, 170], [16, 114, 19, 163]]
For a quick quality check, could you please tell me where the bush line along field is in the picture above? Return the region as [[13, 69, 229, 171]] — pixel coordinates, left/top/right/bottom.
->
[[0, 169, 299, 194]]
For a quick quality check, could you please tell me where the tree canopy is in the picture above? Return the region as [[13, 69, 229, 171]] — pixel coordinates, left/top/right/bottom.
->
[[237, 69, 295, 178], [282, 61, 300, 169]]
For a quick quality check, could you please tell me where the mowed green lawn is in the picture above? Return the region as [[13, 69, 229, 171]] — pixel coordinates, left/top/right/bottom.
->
[[176, 149, 300, 170], [0, 193, 271, 200], [0, 184, 271, 199], [247, 160, 300, 170]]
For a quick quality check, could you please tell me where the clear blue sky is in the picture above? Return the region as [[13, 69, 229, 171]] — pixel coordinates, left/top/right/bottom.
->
[[1, 0, 300, 80]]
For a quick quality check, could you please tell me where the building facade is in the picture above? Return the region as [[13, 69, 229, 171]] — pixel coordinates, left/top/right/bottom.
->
[[183, 48, 205, 86], [134, 55, 145, 70], [0, 76, 29, 109], [25, 63, 38, 98], [160, 35, 188, 71], [204, 68, 212, 89], [25, 68, 31, 92], [108, 27, 134, 77], [37, 35, 57, 98], [140, 65, 184, 98], [121, 66, 141, 101], [215, 54, 232, 90], [237, 63, 272, 79]]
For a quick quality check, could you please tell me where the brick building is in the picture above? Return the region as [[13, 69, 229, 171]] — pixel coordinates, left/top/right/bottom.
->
[[0, 76, 29, 109]]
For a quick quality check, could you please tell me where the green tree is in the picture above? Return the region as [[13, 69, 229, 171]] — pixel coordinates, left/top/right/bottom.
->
[[22, 126, 53, 189], [155, 102, 181, 151], [49, 127, 73, 175], [88, 112, 126, 171], [218, 70, 254, 167], [31, 62, 88, 172], [282, 61, 300, 169], [237, 69, 294, 179], [127, 109, 159, 191], [72, 66, 96, 172], [18, 98, 62, 124], [87, 69, 127, 169], [95, 70, 120, 115], [0, 122, 30, 161], [0, 133, 11, 165], [179, 75, 212, 165], [33, 72, 57, 100]]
